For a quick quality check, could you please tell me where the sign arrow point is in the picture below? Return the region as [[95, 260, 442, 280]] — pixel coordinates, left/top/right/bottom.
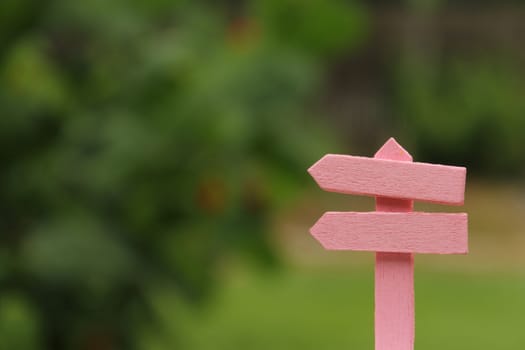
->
[[375, 137, 412, 161]]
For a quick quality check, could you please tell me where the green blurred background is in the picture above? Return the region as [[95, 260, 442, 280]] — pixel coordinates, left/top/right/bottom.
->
[[1, 0, 525, 349]]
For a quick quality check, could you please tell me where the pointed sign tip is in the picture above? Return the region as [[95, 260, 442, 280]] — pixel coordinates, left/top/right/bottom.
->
[[307, 159, 319, 177], [307, 157, 325, 188], [374, 137, 412, 161], [308, 154, 330, 177]]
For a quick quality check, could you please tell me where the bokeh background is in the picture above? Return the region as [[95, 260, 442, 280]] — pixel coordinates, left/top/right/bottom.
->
[[1, 0, 525, 349]]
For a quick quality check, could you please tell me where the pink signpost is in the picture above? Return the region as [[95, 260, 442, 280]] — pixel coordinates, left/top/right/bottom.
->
[[308, 138, 468, 350]]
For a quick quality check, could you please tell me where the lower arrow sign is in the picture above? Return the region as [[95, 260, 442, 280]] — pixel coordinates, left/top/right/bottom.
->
[[310, 212, 468, 254]]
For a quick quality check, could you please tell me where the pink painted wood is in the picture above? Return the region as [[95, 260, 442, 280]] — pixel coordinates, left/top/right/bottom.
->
[[310, 212, 468, 254], [308, 152, 466, 205], [374, 138, 415, 350], [307, 137, 469, 350]]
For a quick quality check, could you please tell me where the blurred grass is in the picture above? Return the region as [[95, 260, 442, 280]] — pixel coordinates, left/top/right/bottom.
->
[[171, 266, 525, 350]]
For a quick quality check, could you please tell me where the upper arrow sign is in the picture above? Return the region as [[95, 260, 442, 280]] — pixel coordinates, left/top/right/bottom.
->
[[308, 146, 466, 205]]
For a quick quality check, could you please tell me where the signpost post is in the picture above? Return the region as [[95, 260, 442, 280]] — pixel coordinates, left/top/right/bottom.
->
[[308, 138, 468, 350]]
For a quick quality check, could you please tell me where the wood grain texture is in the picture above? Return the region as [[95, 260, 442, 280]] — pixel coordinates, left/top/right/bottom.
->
[[310, 212, 468, 254], [308, 151, 466, 205], [375, 252, 414, 350], [374, 138, 414, 350]]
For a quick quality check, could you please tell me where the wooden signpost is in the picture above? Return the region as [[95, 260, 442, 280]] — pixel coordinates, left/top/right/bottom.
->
[[308, 138, 468, 350]]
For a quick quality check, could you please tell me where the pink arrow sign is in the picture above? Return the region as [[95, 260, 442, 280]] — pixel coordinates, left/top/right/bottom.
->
[[308, 138, 468, 350], [311, 212, 468, 254], [309, 152, 466, 205]]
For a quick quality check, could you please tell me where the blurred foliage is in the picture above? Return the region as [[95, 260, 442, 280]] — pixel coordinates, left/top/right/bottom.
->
[[254, 0, 367, 57], [0, 0, 364, 349], [398, 58, 525, 176]]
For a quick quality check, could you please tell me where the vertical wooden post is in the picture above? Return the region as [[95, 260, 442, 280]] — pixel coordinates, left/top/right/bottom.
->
[[374, 139, 414, 350]]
